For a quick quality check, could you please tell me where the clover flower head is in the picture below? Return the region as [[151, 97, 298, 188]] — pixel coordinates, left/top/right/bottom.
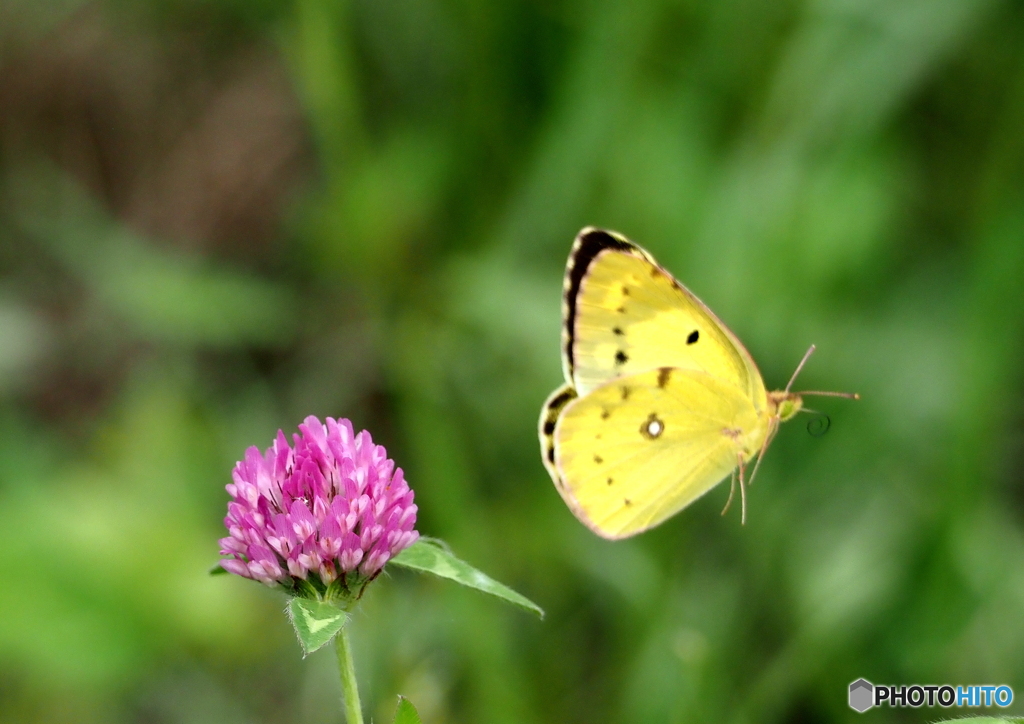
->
[[219, 416, 418, 591]]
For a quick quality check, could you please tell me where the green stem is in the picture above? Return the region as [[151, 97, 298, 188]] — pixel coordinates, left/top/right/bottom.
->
[[335, 624, 364, 724]]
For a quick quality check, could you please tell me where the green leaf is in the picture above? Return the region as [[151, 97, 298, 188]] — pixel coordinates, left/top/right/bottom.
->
[[286, 598, 349, 655], [392, 696, 423, 724], [390, 538, 544, 618], [208, 562, 229, 575]]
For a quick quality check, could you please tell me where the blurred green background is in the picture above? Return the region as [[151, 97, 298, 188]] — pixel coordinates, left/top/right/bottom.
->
[[1, 0, 1023, 722]]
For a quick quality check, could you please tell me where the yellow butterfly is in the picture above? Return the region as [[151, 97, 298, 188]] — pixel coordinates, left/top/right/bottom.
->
[[539, 228, 857, 539]]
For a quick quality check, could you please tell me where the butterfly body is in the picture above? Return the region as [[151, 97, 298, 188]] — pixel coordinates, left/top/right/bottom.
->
[[540, 228, 828, 539]]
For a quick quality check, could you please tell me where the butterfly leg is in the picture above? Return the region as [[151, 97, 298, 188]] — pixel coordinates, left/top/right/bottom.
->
[[721, 467, 738, 517], [746, 417, 779, 489], [737, 453, 748, 525]]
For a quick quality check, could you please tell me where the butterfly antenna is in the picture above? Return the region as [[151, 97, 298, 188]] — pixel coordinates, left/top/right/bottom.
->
[[796, 390, 860, 400], [785, 344, 816, 393]]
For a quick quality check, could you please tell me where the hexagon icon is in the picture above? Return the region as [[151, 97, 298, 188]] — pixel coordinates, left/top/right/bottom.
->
[[849, 679, 874, 713]]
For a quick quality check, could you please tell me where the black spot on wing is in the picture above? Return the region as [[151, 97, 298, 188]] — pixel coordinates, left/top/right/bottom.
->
[[547, 447, 555, 463], [606, 477, 613, 485], [613, 327, 624, 336], [657, 368, 672, 388], [564, 230, 635, 376], [620, 386, 631, 400], [594, 455, 603, 464], [687, 329, 699, 345], [615, 350, 628, 365], [543, 420, 555, 434], [601, 408, 610, 419]]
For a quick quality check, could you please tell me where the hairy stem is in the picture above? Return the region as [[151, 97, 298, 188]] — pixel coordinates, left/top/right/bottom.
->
[[335, 624, 364, 724]]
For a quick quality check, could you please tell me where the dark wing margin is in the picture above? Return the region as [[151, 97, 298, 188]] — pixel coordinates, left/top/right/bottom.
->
[[563, 228, 639, 380], [539, 383, 578, 491]]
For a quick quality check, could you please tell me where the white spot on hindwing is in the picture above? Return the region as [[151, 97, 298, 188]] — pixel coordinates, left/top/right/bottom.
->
[[640, 413, 664, 440]]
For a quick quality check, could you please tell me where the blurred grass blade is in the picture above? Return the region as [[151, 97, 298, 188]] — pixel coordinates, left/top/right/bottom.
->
[[392, 696, 422, 724], [390, 539, 544, 618], [15, 168, 296, 346], [286, 598, 349, 655]]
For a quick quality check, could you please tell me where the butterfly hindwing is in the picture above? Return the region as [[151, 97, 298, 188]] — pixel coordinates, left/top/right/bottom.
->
[[552, 367, 768, 539], [562, 228, 767, 411]]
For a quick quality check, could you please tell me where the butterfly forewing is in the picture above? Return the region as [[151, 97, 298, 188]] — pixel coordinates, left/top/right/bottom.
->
[[553, 367, 768, 538], [563, 229, 767, 412]]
